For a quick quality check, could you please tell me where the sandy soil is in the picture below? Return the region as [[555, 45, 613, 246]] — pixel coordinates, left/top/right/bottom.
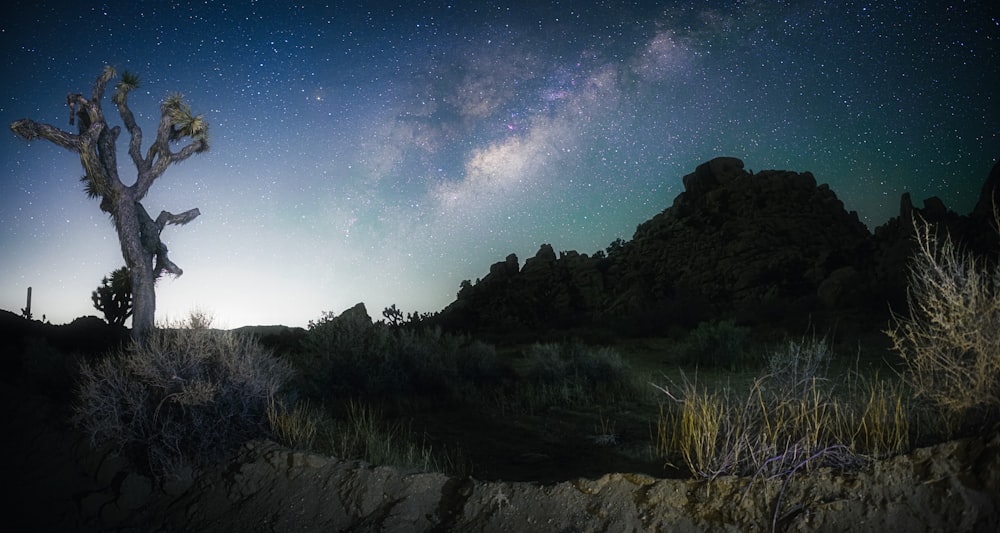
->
[[6, 382, 998, 532]]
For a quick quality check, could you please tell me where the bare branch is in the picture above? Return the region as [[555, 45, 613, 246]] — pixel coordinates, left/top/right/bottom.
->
[[116, 97, 145, 172], [90, 66, 116, 107], [155, 243, 184, 277], [10, 119, 80, 151], [155, 208, 201, 232]]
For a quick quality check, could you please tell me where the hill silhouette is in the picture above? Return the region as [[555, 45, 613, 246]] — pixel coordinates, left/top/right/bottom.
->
[[431, 157, 1000, 341]]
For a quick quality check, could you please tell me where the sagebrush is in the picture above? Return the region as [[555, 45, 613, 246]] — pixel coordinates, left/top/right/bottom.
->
[[73, 315, 293, 478]]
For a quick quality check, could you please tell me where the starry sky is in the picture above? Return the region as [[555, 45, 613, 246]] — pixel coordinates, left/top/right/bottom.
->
[[1, 1, 997, 329]]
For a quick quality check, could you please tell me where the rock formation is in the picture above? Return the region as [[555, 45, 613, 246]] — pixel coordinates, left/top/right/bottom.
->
[[434, 157, 999, 339]]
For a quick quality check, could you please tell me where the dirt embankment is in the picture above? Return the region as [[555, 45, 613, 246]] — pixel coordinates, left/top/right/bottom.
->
[[8, 385, 999, 533]]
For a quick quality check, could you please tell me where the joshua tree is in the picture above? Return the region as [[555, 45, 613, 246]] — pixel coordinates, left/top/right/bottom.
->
[[382, 304, 404, 327], [10, 66, 208, 341], [92, 267, 133, 326]]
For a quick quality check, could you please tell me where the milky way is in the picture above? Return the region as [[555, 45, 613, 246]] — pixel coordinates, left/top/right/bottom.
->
[[1, 1, 997, 328]]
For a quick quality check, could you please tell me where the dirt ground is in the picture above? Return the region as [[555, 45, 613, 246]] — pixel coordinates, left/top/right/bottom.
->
[[6, 380, 999, 532]]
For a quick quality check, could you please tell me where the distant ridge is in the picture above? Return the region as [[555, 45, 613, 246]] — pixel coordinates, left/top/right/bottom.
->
[[430, 157, 999, 340]]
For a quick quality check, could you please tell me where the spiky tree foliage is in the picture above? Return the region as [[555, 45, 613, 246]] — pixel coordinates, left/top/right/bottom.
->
[[92, 267, 133, 326], [10, 67, 208, 341]]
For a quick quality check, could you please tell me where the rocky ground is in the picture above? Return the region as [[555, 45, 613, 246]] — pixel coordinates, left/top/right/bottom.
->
[[7, 380, 999, 532]]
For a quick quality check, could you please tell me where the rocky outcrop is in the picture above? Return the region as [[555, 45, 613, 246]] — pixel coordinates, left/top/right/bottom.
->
[[614, 158, 873, 322], [435, 157, 999, 338]]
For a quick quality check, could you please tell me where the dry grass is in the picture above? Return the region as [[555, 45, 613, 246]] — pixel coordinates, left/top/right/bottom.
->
[[267, 397, 319, 450], [654, 339, 909, 478], [268, 397, 468, 475]]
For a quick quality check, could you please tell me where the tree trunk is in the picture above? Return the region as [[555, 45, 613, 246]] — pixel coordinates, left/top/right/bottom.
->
[[113, 189, 157, 341]]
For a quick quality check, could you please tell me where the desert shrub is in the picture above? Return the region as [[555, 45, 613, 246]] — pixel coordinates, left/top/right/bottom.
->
[[294, 309, 394, 397], [521, 343, 569, 382], [292, 311, 503, 400], [73, 314, 293, 478], [887, 217, 1000, 427], [326, 400, 466, 475], [508, 341, 638, 411], [655, 338, 908, 478], [522, 341, 628, 386], [679, 320, 754, 369], [765, 337, 832, 395]]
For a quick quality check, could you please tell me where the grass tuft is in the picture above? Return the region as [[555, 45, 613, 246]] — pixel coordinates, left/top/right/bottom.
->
[[654, 339, 908, 479]]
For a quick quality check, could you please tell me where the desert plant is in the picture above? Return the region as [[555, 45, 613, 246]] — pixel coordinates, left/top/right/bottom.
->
[[679, 320, 754, 369], [267, 397, 319, 451], [91, 267, 133, 326], [382, 304, 404, 326], [293, 308, 395, 397], [765, 336, 831, 395], [655, 338, 906, 479], [837, 370, 910, 457], [504, 341, 640, 413], [886, 216, 1000, 425], [522, 341, 629, 385], [73, 313, 293, 478], [293, 308, 503, 401], [12, 67, 208, 341]]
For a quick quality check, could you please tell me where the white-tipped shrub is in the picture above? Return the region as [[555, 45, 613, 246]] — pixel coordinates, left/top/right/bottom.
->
[[887, 218, 1000, 423]]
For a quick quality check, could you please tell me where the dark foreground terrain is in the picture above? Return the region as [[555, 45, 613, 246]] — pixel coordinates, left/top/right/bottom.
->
[[5, 374, 998, 532], [3, 312, 998, 532]]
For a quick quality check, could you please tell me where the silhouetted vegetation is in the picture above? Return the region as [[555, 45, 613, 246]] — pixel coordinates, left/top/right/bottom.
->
[[11, 67, 208, 341], [290, 308, 503, 401], [92, 267, 133, 326]]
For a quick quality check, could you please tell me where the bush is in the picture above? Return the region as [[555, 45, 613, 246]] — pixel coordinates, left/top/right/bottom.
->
[[765, 336, 831, 395], [887, 217, 1000, 425], [507, 341, 638, 412], [292, 308, 503, 400], [73, 315, 293, 478], [679, 320, 754, 369], [522, 341, 629, 387]]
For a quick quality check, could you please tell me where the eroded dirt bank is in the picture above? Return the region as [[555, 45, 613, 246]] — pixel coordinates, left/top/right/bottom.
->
[[8, 385, 999, 533]]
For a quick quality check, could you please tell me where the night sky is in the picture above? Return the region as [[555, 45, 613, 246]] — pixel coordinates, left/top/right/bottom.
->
[[1, 1, 997, 329]]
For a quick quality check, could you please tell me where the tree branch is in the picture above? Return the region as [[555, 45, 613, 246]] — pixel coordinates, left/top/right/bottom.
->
[[154, 208, 201, 232], [90, 66, 115, 108], [116, 97, 146, 172], [155, 243, 184, 277], [135, 105, 208, 199], [10, 119, 81, 151]]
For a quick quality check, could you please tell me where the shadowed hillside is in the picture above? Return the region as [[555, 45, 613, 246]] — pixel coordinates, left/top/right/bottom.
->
[[432, 157, 1000, 341]]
